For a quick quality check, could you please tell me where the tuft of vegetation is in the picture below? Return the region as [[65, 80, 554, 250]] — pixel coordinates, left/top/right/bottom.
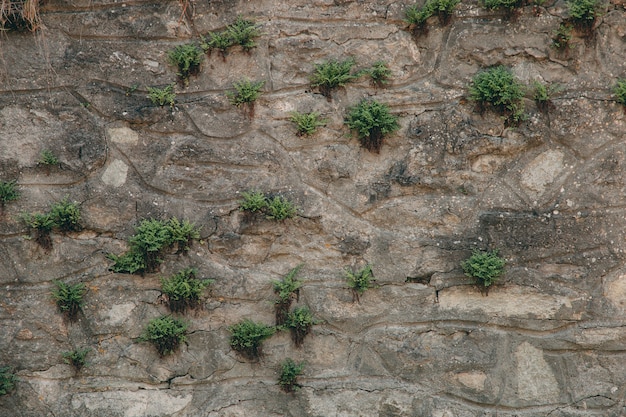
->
[[168, 43, 203, 84], [345, 99, 400, 153], [62, 347, 91, 371], [613, 79, 626, 106], [165, 217, 200, 254], [567, 0, 602, 31], [552, 23, 573, 50], [227, 79, 264, 116], [290, 111, 327, 136], [239, 190, 269, 213], [140, 315, 188, 356], [161, 268, 213, 313], [284, 306, 318, 347], [147, 84, 176, 107], [278, 358, 305, 393], [0, 366, 16, 396], [49, 198, 82, 233], [238, 191, 299, 221], [532, 81, 562, 112], [0, 180, 19, 209], [201, 16, 260, 57], [405, 0, 460, 29], [21, 212, 55, 249], [272, 264, 304, 326], [469, 66, 525, 125], [228, 319, 275, 359], [52, 280, 85, 321], [310, 58, 358, 99], [366, 61, 392, 87], [461, 249, 506, 292], [346, 264, 375, 302], [39, 150, 59, 166]]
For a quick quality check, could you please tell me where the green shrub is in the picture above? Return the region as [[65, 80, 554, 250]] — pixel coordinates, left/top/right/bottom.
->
[[613, 79, 626, 106], [405, 0, 460, 28], [161, 268, 213, 313], [239, 190, 269, 213], [345, 99, 400, 153], [140, 316, 188, 356], [52, 280, 85, 321], [272, 264, 304, 325], [21, 212, 55, 249], [0, 366, 16, 396], [366, 61, 392, 87], [201, 31, 233, 55], [62, 347, 91, 371], [229, 319, 275, 359], [482, 0, 523, 13], [567, 0, 602, 29], [284, 306, 317, 347], [39, 150, 59, 166], [165, 217, 200, 254], [346, 264, 375, 302], [310, 58, 358, 99], [50, 198, 82, 233], [278, 358, 305, 393], [168, 43, 203, 84], [532, 81, 562, 112], [469, 66, 525, 125], [147, 84, 176, 107], [227, 79, 264, 107], [290, 111, 327, 136], [552, 23, 573, 50], [266, 196, 298, 220], [405, 3, 434, 27], [0, 180, 19, 208], [226, 16, 261, 51], [461, 249, 506, 291]]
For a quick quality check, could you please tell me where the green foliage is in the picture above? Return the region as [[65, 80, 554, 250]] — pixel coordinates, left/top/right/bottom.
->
[[228, 319, 275, 359], [345, 99, 400, 153], [284, 306, 317, 347], [201, 31, 232, 53], [290, 111, 327, 136], [532, 81, 562, 111], [469, 66, 525, 124], [405, 3, 433, 26], [405, 0, 460, 27], [140, 315, 188, 356], [346, 264, 375, 301], [366, 61, 392, 86], [613, 79, 626, 106], [49, 198, 82, 232], [201, 16, 260, 55], [266, 196, 298, 220], [168, 43, 203, 83], [52, 280, 85, 321], [165, 217, 200, 254], [482, 0, 522, 11], [567, 0, 602, 25], [0, 180, 19, 206], [21, 212, 55, 249], [272, 264, 304, 325], [62, 347, 91, 371], [239, 190, 269, 213], [39, 150, 59, 166], [147, 84, 176, 107], [227, 79, 265, 106], [310, 58, 357, 98], [107, 250, 146, 275], [161, 268, 213, 313], [278, 358, 305, 393], [0, 366, 16, 396], [461, 249, 506, 289], [552, 23, 573, 50]]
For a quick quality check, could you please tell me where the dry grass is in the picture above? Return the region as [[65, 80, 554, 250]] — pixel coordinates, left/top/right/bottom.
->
[[0, 0, 41, 31]]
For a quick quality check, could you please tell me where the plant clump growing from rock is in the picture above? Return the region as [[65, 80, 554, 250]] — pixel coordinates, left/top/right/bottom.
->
[[201, 16, 260, 58], [345, 99, 400, 153], [284, 306, 318, 347], [310, 58, 358, 99], [0, 180, 19, 211], [278, 358, 305, 393], [461, 249, 506, 293], [140, 315, 188, 356], [0, 366, 16, 396], [39, 149, 59, 167], [567, 0, 602, 33], [228, 319, 275, 360], [405, 0, 460, 33], [551, 22, 573, 51], [227, 78, 264, 117], [147, 84, 176, 107], [481, 0, 525, 18], [161, 268, 213, 313], [346, 264, 375, 302], [290, 111, 327, 136], [52, 280, 85, 321], [532, 81, 562, 112], [21, 212, 55, 249], [165, 217, 201, 254], [613, 79, 626, 107], [62, 347, 91, 372], [272, 264, 304, 326], [366, 61, 393, 87], [168, 43, 203, 85], [469, 66, 525, 125], [239, 191, 299, 221], [49, 198, 82, 233]]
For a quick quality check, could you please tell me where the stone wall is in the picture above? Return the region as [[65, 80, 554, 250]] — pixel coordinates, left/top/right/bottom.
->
[[1, 0, 625, 415]]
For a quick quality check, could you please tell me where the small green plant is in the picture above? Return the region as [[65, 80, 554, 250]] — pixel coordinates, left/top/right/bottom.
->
[[552, 23, 573, 50], [366, 61, 392, 87], [310, 58, 358, 99], [226, 15, 261, 51], [140, 315, 188, 356], [21, 212, 55, 249], [532, 81, 562, 112], [461, 249, 506, 292], [52, 280, 85, 321], [228, 319, 275, 359], [567, 0, 602, 31], [469, 66, 525, 125], [278, 358, 305, 393], [161, 268, 213, 313], [165, 217, 200, 254], [0, 366, 17, 396], [266, 196, 298, 220], [168, 43, 203, 84], [0, 180, 19, 210], [290, 111, 327, 136], [272, 264, 304, 326], [482, 0, 523, 16], [201, 31, 233, 56], [39, 150, 59, 166], [613, 79, 626, 106], [49, 198, 82, 233], [405, 0, 460, 29], [62, 347, 91, 371], [147, 84, 176, 107], [239, 190, 269, 213], [284, 306, 318, 347], [345, 99, 400, 153], [227, 78, 264, 107], [346, 264, 375, 302]]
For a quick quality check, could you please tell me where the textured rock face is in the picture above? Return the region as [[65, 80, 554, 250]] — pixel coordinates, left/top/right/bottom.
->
[[1, 0, 626, 416]]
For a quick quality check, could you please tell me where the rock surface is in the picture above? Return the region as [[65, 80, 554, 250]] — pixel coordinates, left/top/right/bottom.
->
[[1, 0, 626, 416]]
